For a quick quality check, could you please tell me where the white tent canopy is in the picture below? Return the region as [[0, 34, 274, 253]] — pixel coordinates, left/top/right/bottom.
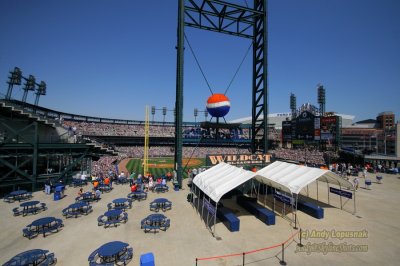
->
[[254, 161, 354, 195], [193, 162, 256, 203]]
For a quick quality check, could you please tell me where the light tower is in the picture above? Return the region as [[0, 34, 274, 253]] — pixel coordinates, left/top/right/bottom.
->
[[290, 93, 296, 119], [22, 75, 36, 103], [317, 84, 326, 116], [5, 67, 22, 100], [34, 81, 46, 106]]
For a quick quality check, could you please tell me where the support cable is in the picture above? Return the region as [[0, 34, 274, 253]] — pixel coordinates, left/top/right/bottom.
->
[[184, 33, 214, 95], [224, 41, 252, 95]]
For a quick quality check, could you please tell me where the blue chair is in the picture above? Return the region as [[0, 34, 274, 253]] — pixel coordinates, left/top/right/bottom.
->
[[88, 249, 99, 263], [161, 219, 170, 231], [120, 247, 133, 264], [97, 215, 105, 226], [40, 202, 47, 210], [163, 201, 172, 211], [140, 218, 147, 229], [149, 202, 159, 212], [62, 207, 69, 217], [22, 228, 37, 239], [56, 218, 64, 227], [84, 205, 93, 215], [122, 212, 128, 223], [41, 252, 57, 266], [13, 207, 21, 216]]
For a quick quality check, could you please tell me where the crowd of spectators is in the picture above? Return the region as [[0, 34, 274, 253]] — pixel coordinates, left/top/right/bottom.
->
[[115, 146, 249, 158], [62, 121, 175, 137], [270, 147, 325, 165], [62, 120, 255, 140]]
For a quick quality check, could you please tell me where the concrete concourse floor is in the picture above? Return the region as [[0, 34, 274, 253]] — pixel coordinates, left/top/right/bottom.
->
[[1, 172, 400, 266]]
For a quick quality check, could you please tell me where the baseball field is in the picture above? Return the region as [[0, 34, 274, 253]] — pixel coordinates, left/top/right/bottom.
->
[[124, 157, 205, 178]]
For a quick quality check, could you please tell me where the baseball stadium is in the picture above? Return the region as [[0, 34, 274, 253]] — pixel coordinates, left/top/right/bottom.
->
[[1, 1, 400, 266]]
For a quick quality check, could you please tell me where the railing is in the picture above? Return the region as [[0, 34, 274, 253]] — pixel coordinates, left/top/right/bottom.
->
[[195, 230, 300, 265]]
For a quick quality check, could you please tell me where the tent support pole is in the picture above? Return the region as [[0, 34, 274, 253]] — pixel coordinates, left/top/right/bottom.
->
[[273, 192, 276, 213], [264, 184, 267, 206], [214, 202, 218, 237], [327, 182, 330, 205], [251, 179, 254, 197], [353, 189, 356, 214], [316, 181, 319, 202], [339, 184, 343, 210], [201, 197, 205, 224], [206, 197, 210, 230], [257, 182, 261, 202], [294, 194, 299, 229], [197, 187, 201, 216], [307, 185, 309, 197]]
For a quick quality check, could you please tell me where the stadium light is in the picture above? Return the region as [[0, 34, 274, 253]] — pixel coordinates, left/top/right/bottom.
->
[[162, 107, 167, 124], [151, 106, 156, 122], [290, 93, 296, 118], [194, 108, 198, 123], [317, 84, 326, 116], [34, 81, 47, 106], [22, 75, 36, 103], [5, 67, 22, 100]]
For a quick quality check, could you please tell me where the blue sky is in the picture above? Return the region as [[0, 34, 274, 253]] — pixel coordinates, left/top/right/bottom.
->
[[0, 0, 399, 123]]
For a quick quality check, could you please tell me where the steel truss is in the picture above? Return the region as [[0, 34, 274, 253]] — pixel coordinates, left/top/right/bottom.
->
[[175, 0, 269, 187]]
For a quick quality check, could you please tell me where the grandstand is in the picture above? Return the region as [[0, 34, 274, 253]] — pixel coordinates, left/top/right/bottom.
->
[[1, 98, 332, 196]]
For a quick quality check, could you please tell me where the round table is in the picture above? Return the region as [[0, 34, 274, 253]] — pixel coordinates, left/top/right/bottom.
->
[[98, 241, 128, 258], [69, 202, 87, 209], [113, 198, 128, 204], [4, 249, 48, 266], [31, 217, 57, 237], [154, 198, 168, 204], [31, 217, 56, 227], [10, 190, 28, 196], [20, 201, 40, 208], [104, 209, 122, 219]]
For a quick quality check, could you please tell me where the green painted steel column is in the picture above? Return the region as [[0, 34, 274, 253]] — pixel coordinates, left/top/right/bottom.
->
[[32, 121, 38, 191], [263, 0, 269, 153], [175, 0, 185, 188]]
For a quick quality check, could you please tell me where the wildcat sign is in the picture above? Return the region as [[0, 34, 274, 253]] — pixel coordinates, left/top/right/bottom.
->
[[206, 154, 271, 166]]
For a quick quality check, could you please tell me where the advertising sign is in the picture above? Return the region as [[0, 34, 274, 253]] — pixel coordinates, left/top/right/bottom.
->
[[274, 191, 294, 205], [206, 154, 271, 166], [321, 116, 337, 141], [314, 117, 321, 140], [282, 121, 292, 141], [203, 198, 216, 215], [295, 111, 315, 140], [329, 187, 353, 199]]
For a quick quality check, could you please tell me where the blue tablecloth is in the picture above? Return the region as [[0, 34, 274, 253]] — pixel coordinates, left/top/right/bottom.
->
[[98, 241, 128, 257]]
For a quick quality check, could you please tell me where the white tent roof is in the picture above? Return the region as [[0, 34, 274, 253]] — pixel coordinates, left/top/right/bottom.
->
[[255, 161, 354, 195], [193, 162, 256, 203]]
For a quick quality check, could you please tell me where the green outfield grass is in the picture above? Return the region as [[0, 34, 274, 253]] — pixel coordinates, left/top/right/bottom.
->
[[125, 157, 205, 179]]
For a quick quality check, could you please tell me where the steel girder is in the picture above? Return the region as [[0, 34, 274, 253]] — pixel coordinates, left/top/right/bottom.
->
[[175, 0, 269, 187]]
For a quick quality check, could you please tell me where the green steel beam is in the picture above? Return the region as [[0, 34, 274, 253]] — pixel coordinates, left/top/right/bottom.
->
[[175, 0, 269, 188], [175, 0, 185, 188]]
